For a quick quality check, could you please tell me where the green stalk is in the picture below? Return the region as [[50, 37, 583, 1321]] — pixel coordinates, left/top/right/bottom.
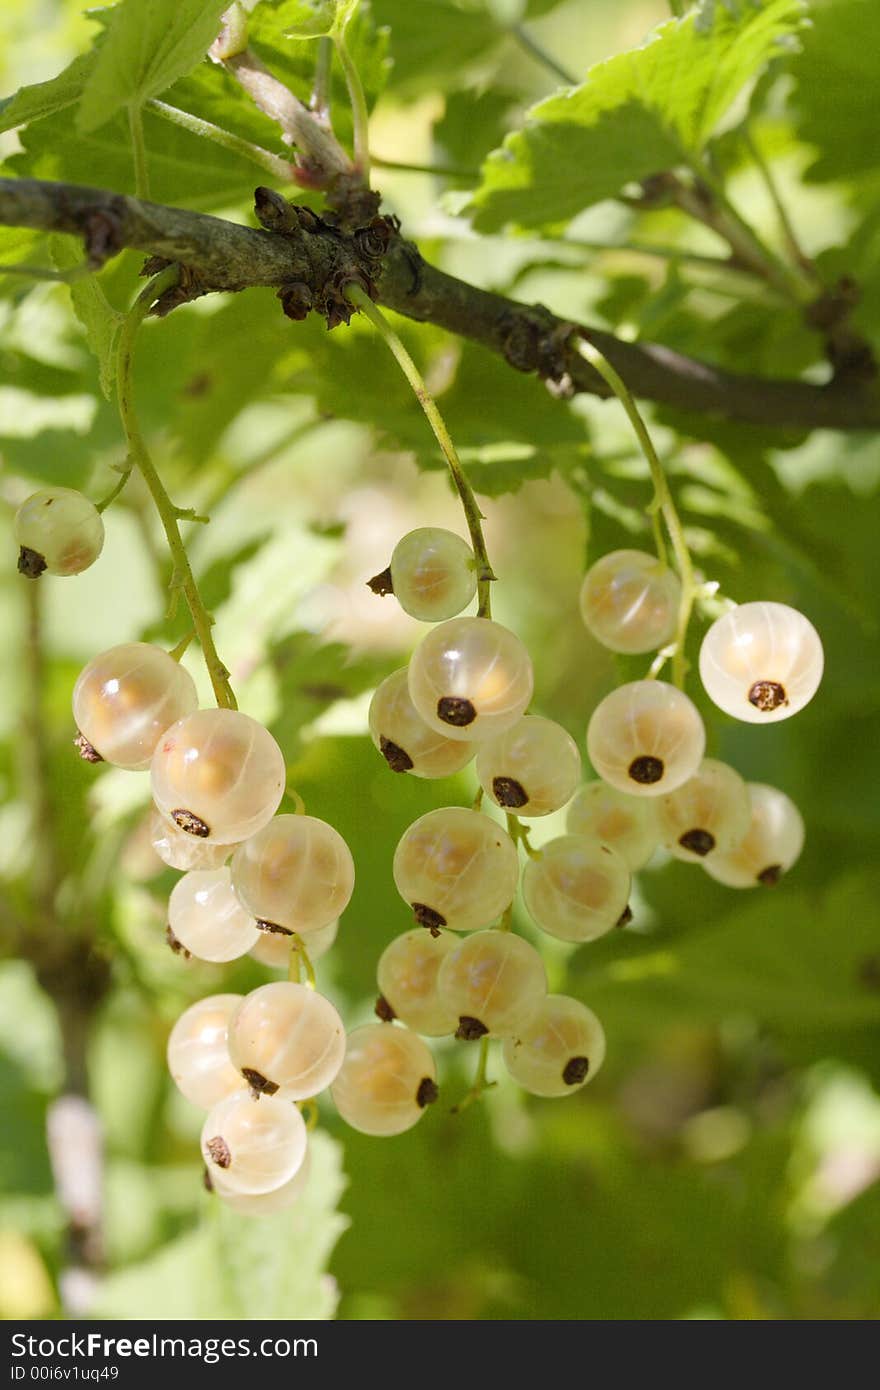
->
[[575, 339, 695, 689], [149, 100, 295, 182], [334, 25, 370, 179], [452, 1036, 494, 1114], [116, 269, 236, 709], [288, 933, 316, 988], [346, 285, 495, 617]]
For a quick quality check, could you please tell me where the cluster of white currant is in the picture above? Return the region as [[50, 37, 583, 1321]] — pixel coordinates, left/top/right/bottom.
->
[[12, 490, 824, 1196], [367, 533, 824, 1100]]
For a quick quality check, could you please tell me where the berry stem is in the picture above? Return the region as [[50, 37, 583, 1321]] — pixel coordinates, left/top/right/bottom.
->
[[451, 1036, 495, 1114], [288, 933, 316, 988], [334, 21, 370, 180], [148, 100, 297, 183], [574, 338, 695, 690], [94, 464, 132, 514], [116, 268, 237, 710], [168, 630, 195, 661], [345, 285, 495, 617]]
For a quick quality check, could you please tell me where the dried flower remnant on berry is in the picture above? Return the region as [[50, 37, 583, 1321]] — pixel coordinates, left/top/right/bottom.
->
[[172, 809, 210, 838], [679, 828, 715, 857], [562, 1056, 590, 1086], [74, 732, 103, 763], [166, 925, 191, 958], [629, 755, 664, 785], [206, 1136, 231, 1169], [748, 680, 788, 713], [456, 1016, 489, 1041], [416, 1077, 439, 1107], [379, 736, 414, 772], [242, 1067, 279, 1097], [413, 903, 446, 933], [375, 995, 396, 1022], [492, 775, 528, 808], [437, 696, 476, 727]]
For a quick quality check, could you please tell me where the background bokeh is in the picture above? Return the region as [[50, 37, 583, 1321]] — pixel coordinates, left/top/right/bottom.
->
[[1, 0, 879, 1320]]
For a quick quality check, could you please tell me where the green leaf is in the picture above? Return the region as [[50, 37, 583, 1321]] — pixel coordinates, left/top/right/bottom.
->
[[49, 236, 122, 401], [788, 0, 880, 185], [371, 0, 500, 93], [470, 0, 807, 230], [269, 633, 398, 760], [0, 50, 97, 135], [77, 0, 231, 134], [94, 1132, 347, 1318], [276, 0, 340, 37]]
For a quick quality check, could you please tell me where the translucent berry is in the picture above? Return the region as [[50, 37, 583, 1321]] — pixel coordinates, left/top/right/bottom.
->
[[168, 867, 260, 963], [699, 601, 823, 723], [656, 757, 751, 862], [200, 1091, 307, 1195], [231, 814, 354, 936], [166, 993, 244, 1109], [228, 981, 345, 1100], [249, 918, 338, 968], [388, 527, 477, 622], [151, 709, 285, 843], [586, 680, 705, 797], [523, 837, 630, 944], [72, 643, 198, 771], [475, 714, 581, 817], [15, 487, 104, 578], [502, 995, 606, 1097], [368, 668, 476, 779], [408, 617, 534, 742], [376, 929, 459, 1036], [579, 550, 680, 654], [212, 1150, 311, 1216], [150, 809, 237, 872], [437, 930, 547, 1039], [566, 781, 659, 871], [392, 807, 519, 933], [703, 783, 804, 888], [331, 1023, 438, 1136]]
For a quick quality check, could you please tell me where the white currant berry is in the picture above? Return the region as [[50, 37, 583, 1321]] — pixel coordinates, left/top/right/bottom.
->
[[699, 601, 823, 723], [566, 781, 659, 871], [228, 981, 345, 1100], [15, 487, 104, 578], [437, 930, 548, 1040], [703, 783, 804, 888], [150, 709, 285, 842], [475, 714, 581, 817], [166, 993, 244, 1109], [72, 643, 198, 770], [331, 1023, 438, 1136], [212, 1150, 311, 1216], [168, 867, 260, 962], [586, 680, 705, 796], [368, 668, 476, 778], [231, 814, 354, 936], [579, 550, 681, 654], [249, 918, 338, 969], [150, 809, 237, 872], [392, 807, 519, 933], [522, 837, 631, 944], [200, 1091, 307, 1195], [502, 995, 606, 1097], [388, 527, 477, 622], [376, 929, 459, 1036], [408, 616, 534, 742], [656, 757, 751, 862]]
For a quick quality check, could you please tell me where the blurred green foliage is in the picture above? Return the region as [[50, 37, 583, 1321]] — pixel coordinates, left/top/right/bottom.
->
[[0, 0, 878, 1321]]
